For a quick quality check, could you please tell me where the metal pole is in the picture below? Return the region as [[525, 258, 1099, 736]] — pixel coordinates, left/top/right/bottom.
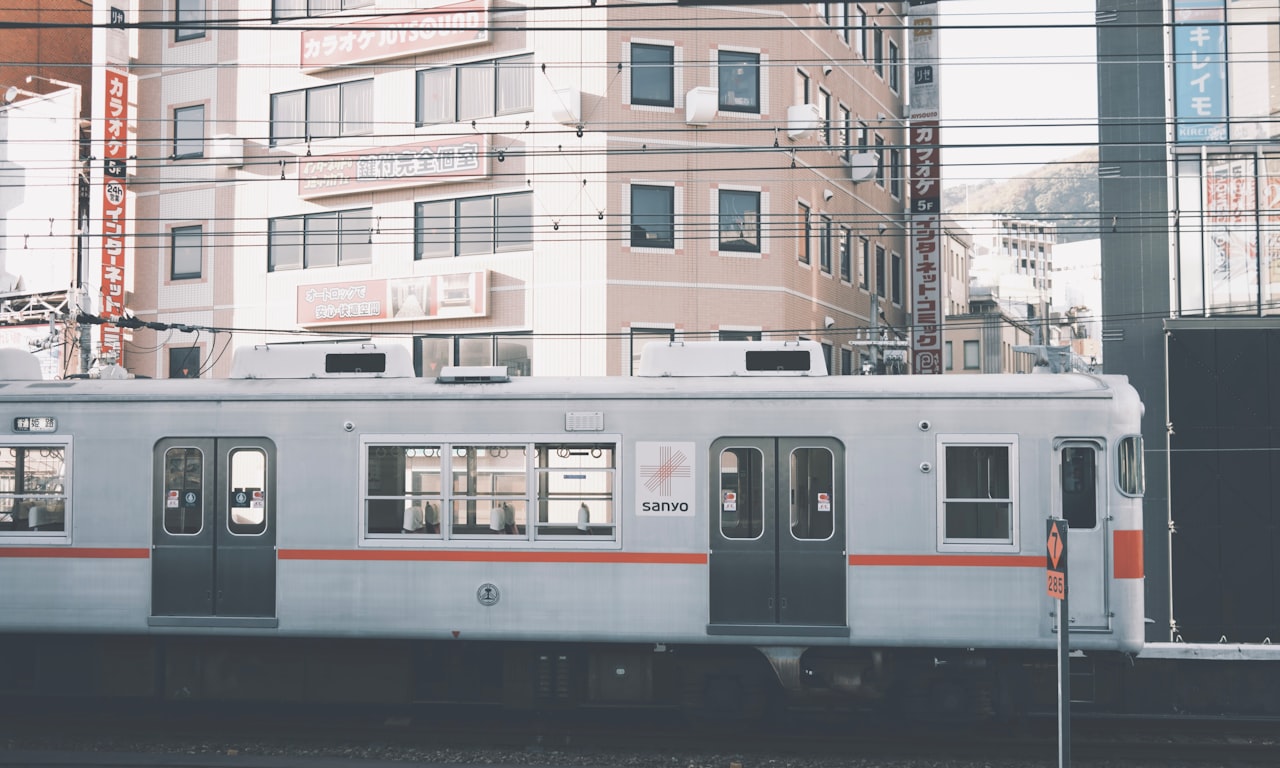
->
[[1058, 567, 1070, 767]]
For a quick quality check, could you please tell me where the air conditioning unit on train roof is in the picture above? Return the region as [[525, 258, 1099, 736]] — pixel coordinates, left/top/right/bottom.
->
[[638, 340, 828, 377], [230, 342, 415, 379]]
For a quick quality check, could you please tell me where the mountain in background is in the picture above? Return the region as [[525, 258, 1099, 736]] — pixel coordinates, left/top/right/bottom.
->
[[943, 148, 1099, 244]]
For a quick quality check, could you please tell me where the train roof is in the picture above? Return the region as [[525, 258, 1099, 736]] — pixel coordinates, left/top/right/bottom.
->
[[0, 342, 1136, 403]]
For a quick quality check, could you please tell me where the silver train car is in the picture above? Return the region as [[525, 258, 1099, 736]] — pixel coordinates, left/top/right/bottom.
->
[[0, 341, 1144, 716]]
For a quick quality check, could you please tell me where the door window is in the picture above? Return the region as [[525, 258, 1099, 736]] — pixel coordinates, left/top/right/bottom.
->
[[228, 448, 267, 535], [163, 447, 203, 535], [790, 447, 833, 540], [719, 447, 763, 539]]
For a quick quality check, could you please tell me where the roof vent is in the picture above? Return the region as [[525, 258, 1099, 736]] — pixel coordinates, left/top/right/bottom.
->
[[638, 341, 828, 377], [230, 342, 415, 379], [437, 365, 511, 384]]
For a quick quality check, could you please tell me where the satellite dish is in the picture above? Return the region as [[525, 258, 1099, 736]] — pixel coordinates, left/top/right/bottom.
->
[[3, 86, 17, 104], [847, 152, 876, 183]]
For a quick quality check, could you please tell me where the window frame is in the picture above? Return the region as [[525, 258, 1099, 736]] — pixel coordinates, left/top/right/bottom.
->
[[175, 0, 205, 41], [0, 440, 71, 541], [819, 215, 833, 274], [797, 201, 811, 265], [630, 184, 676, 249], [173, 104, 205, 160], [937, 434, 1019, 552], [168, 346, 201, 378], [268, 207, 373, 271], [360, 437, 620, 546], [270, 79, 373, 147], [416, 54, 533, 126], [963, 339, 980, 370], [717, 49, 761, 114], [171, 225, 203, 280], [415, 193, 533, 259], [718, 188, 762, 253], [631, 43, 675, 108]]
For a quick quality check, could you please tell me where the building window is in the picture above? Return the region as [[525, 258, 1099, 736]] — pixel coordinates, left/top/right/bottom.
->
[[873, 24, 884, 77], [940, 440, 1016, 546], [963, 339, 980, 369], [268, 208, 373, 271], [819, 215, 832, 273], [840, 105, 852, 163], [859, 236, 869, 289], [415, 193, 533, 259], [890, 147, 902, 199], [719, 329, 762, 341], [630, 185, 675, 249], [417, 54, 533, 125], [944, 340, 953, 370], [856, 7, 868, 57], [798, 202, 811, 264], [840, 346, 852, 376], [173, 105, 204, 159], [273, 0, 372, 21], [631, 44, 674, 107], [718, 50, 760, 114], [169, 346, 201, 378], [270, 79, 373, 146], [175, 0, 205, 41], [171, 225, 202, 280], [839, 226, 851, 282], [891, 252, 902, 304], [0, 445, 67, 534], [835, 1, 849, 43], [888, 39, 900, 92], [874, 134, 885, 187], [718, 189, 761, 253], [416, 333, 532, 378], [629, 327, 677, 375], [796, 68, 810, 105], [818, 89, 831, 145], [875, 244, 886, 297]]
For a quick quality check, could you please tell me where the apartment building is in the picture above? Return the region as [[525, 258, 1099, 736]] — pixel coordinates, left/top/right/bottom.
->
[[88, 1, 909, 378]]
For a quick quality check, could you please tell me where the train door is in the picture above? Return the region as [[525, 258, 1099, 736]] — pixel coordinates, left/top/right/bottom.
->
[[708, 437, 846, 633], [1054, 439, 1108, 630], [151, 438, 277, 621]]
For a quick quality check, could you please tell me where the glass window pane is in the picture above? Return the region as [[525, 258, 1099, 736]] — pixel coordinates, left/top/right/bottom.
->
[[719, 189, 760, 252], [457, 196, 495, 256], [1119, 436, 1145, 496], [718, 50, 759, 113], [720, 447, 762, 539], [174, 105, 204, 158], [339, 209, 372, 265], [172, 225, 202, 279], [416, 201, 455, 259], [790, 447, 833, 540], [458, 62, 495, 121], [631, 185, 674, 248], [307, 85, 340, 140], [270, 91, 305, 146], [164, 447, 203, 535], [417, 68, 455, 125], [228, 449, 267, 535], [1062, 446, 1097, 529], [632, 43, 674, 107], [457, 336, 493, 367], [305, 212, 339, 268], [268, 217, 303, 271], [341, 80, 373, 135], [176, 0, 204, 40], [496, 54, 533, 114], [495, 193, 533, 251]]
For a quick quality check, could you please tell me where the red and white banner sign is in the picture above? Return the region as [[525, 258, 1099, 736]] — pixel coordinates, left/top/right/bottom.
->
[[301, 0, 489, 70], [100, 68, 130, 365], [298, 136, 487, 198]]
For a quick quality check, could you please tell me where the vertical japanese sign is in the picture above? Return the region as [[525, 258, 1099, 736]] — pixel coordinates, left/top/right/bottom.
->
[[99, 68, 129, 365], [1173, 0, 1227, 143], [908, 0, 942, 374]]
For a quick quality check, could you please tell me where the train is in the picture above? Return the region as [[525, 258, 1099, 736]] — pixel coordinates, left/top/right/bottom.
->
[[0, 340, 1146, 719]]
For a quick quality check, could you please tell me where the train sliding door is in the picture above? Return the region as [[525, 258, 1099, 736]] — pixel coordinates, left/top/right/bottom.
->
[[708, 437, 846, 634], [151, 438, 277, 624], [1053, 439, 1108, 630]]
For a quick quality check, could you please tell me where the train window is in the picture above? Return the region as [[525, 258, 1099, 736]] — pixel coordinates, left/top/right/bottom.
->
[[450, 445, 528, 536], [1061, 446, 1097, 529], [719, 447, 763, 539], [536, 444, 615, 536], [790, 447, 834, 540], [940, 439, 1016, 546], [228, 448, 268, 535], [1118, 436, 1144, 496], [0, 445, 67, 534], [163, 446, 203, 535], [365, 445, 443, 535]]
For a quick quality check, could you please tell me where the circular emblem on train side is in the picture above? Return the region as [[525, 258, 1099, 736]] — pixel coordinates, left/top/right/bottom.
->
[[476, 583, 500, 606]]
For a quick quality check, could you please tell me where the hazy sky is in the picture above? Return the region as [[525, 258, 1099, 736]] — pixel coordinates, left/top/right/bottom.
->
[[935, 0, 1097, 188]]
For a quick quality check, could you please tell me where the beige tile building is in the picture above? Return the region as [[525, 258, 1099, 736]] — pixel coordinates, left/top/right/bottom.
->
[[88, 1, 908, 378]]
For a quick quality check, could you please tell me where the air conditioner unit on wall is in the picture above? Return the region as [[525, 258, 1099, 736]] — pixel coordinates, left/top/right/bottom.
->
[[685, 87, 718, 126], [211, 134, 246, 168], [787, 103, 821, 140], [551, 87, 581, 126]]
